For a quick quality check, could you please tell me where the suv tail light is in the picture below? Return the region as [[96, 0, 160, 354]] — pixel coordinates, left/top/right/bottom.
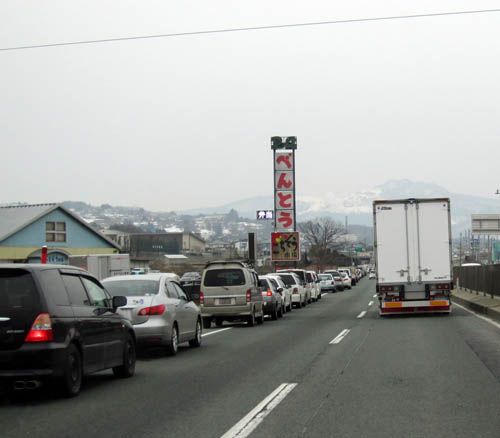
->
[[25, 313, 54, 343], [266, 289, 273, 297], [199, 291, 204, 305], [246, 289, 252, 303], [138, 304, 166, 316]]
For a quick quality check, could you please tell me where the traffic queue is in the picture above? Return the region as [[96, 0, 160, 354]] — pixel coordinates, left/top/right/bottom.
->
[[0, 262, 364, 398]]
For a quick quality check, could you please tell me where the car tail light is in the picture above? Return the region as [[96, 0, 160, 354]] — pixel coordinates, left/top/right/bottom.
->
[[293, 287, 298, 294], [25, 313, 54, 343], [246, 289, 252, 302], [138, 304, 166, 316], [266, 289, 273, 297], [199, 291, 204, 305]]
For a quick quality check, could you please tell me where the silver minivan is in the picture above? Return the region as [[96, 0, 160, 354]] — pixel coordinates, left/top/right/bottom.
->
[[200, 261, 264, 328]]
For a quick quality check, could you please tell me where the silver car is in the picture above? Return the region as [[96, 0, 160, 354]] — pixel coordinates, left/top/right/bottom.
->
[[102, 273, 202, 356]]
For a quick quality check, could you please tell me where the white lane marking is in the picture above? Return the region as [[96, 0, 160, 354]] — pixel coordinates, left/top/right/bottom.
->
[[368, 301, 374, 306], [453, 302, 500, 330], [321, 293, 327, 297], [221, 383, 298, 438], [329, 328, 351, 344], [357, 311, 367, 319], [202, 327, 233, 337], [373, 294, 377, 298]]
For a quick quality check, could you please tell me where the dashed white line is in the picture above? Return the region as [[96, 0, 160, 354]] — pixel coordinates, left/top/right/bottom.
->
[[357, 311, 367, 319], [329, 328, 351, 344], [453, 302, 500, 330], [368, 301, 374, 306], [202, 327, 233, 337], [221, 383, 298, 438], [321, 293, 327, 297], [373, 294, 377, 298]]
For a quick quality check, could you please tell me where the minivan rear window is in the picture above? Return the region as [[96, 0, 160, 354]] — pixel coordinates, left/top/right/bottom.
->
[[0, 269, 40, 310], [278, 274, 296, 286], [204, 269, 245, 287], [103, 280, 160, 297]]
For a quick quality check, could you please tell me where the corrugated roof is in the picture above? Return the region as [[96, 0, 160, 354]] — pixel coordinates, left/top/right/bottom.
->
[[0, 204, 57, 242]]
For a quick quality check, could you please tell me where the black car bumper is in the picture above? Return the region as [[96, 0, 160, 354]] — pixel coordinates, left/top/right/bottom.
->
[[0, 342, 68, 379]]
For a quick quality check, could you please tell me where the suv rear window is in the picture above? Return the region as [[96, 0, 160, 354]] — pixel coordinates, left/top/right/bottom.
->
[[103, 280, 159, 297], [204, 269, 245, 286], [0, 269, 40, 310], [278, 274, 296, 286]]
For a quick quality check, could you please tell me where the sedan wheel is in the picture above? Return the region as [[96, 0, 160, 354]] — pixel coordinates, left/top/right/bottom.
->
[[166, 325, 179, 356], [247, 308, 256, 326], [189, 320, 202, 348]]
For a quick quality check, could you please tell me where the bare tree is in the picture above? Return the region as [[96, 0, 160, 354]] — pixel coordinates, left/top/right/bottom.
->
[[299, 218, 345, 266]]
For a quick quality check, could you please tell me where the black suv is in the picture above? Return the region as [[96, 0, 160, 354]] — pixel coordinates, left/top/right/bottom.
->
[[0, 264, 136, 397]]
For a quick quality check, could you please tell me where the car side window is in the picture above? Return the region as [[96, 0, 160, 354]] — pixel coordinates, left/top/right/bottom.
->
[[81, 276, 109, 308], [173, 283, 188, 301], [166, 281, 179, 299], [61, 274, 91, 306]]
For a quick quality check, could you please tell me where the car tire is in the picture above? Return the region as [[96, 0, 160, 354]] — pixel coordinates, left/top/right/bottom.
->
[[202, 317, 212, 329], [189, 320, 202, 348], [271, 304, 278, 320], [166, 325, 179, 356], [278, 304, 284, 318], [113, 334, 136, 378], [257, 308, 265, 324], [59, 343, 83, 398], [247, 308, 256, 326]]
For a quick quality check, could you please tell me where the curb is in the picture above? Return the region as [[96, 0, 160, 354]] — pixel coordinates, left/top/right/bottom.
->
[[451, 294, 500, 324]]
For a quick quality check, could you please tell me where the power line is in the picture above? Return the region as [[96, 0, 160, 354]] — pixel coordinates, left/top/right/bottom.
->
[[1, 8, 500, 52]]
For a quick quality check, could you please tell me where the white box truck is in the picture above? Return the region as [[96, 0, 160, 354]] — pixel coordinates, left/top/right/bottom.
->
[[68, 254, 130, 280], [373, 198, 452, 315]]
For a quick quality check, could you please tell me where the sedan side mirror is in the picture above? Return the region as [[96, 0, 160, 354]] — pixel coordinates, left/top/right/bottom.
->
[[112, 296, 127, 309]]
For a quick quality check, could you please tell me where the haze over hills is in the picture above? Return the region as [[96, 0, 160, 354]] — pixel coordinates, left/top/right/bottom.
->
[[182, 180, 500, 232]]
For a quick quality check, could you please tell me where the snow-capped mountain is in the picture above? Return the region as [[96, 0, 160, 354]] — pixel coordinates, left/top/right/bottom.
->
[[181, 180, 499, 232]]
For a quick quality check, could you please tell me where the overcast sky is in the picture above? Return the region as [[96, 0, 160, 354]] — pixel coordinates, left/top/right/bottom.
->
[[1, 1, 499, 211]]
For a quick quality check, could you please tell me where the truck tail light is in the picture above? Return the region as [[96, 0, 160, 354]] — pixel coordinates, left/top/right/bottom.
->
[[246, 289, 252, 302], [138, 304, 166, 316], [25, 313, 54, 343]]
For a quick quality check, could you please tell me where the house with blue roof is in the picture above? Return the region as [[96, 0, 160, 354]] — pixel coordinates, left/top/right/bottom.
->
[[0, 203, 120, 264]]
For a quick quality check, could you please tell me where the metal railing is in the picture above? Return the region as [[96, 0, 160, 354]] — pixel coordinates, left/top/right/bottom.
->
[[453, 265, 500, 298]]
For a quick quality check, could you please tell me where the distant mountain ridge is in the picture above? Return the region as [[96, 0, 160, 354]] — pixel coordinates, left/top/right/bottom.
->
[[181, 180, 498, 232]]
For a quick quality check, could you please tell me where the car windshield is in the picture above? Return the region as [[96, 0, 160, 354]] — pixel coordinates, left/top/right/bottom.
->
[[103, 280, 160, 297], [204, 269, 245, 286]]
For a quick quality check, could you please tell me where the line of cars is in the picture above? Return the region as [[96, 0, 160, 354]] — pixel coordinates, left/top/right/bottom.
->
[[0, 261, 365, 399], [199, 261, 326, 328]]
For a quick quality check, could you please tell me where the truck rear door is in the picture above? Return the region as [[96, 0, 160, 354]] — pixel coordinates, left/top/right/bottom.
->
[[375, 202, 412, 283], [416, 200, 452, 283]]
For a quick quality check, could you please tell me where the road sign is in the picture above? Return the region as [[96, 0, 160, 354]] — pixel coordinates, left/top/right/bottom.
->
[[257, 210, 274, 220], [271, 232, 300, 262]]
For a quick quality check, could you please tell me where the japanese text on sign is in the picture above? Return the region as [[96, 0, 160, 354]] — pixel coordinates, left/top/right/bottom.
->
[[256, 210, 274, 220]]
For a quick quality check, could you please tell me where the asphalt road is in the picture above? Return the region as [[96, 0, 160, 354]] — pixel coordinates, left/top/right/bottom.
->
[[2, 278, 500, 438]]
